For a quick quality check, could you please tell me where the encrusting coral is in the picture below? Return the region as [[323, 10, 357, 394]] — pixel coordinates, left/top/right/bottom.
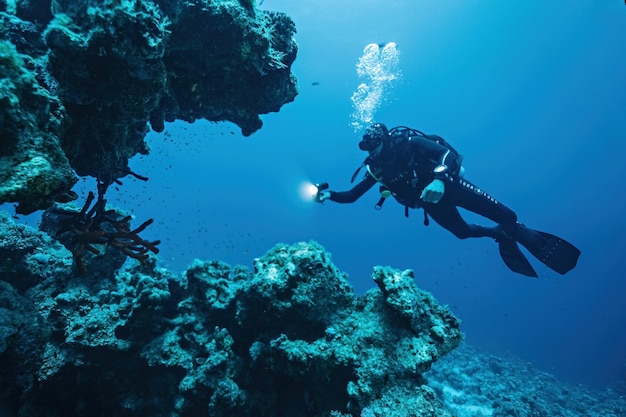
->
[[0, 220, 462, 417]]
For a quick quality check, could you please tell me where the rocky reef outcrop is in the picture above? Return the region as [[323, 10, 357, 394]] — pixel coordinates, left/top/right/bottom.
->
[[0, 211, 462, 417], [0, 0, 298, 214]]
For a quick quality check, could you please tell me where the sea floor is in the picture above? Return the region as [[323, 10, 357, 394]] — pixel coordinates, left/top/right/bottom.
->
[[426, 343, 626, 417]]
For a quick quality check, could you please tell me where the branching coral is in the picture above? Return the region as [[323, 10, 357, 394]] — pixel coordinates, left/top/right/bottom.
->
[[47, 177, 160, 274]]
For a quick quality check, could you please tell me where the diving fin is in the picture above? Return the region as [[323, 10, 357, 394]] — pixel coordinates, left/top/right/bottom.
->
[[498, 238, 538, 278], [512, 226, 581, 275]]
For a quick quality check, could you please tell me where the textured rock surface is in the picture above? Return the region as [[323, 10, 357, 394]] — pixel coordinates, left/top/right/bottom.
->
[[0, 214, 462, 417], [0, 211, 73, 291], [0, 39, 76, 213], [426, 343, 626, 417], [0, 0, 298, 213]]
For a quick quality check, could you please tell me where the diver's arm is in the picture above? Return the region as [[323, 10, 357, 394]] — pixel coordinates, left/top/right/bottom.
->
[[409, 135, 462, 179], [329, 173, 377, 203]]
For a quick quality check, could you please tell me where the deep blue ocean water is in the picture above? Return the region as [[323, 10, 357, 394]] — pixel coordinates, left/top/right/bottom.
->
[[6, 0, 626, 391]]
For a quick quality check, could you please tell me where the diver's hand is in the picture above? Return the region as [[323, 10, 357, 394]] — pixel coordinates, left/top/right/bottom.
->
[[314, 191, 331, 203], [420, 179, 445, 204]]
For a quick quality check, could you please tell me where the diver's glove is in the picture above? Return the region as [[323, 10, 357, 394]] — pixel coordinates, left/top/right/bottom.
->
[[314, 191, 331, 203], [420, 179, 445, 204]]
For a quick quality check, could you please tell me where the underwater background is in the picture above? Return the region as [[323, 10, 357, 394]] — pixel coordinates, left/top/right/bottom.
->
[[7, 0, 626, 392]]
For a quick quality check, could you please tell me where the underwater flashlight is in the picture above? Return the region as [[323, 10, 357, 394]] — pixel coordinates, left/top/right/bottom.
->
[[308, 182, 329, 203], [314, 182, 329, 192], [299, 181, 329, 202], [314, 182, 329, 201]]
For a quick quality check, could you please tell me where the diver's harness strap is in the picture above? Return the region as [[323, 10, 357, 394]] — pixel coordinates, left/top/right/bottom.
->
[[366, 163, 431, 225], [350, 156, 433, 226], [374, 188, 429, 224]]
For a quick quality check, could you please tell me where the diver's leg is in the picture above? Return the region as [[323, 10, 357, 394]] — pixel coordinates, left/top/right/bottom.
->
[[445, 178, 580, 274], [425, 203, 537, 276], [423, 177, 517, 239], [422, 201, 501, 239], [428, 180, 538, 276], [447, 178, 518, 229]]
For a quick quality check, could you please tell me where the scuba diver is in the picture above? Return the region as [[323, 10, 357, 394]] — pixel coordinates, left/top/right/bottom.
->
[[314, 123, 580, 277]]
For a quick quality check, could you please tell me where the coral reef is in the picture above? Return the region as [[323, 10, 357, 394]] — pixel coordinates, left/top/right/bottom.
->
[[0, 211, 73, 291], [426, 343, 626, 417], [0, 39, 76, 214], [40, 180, 160, 275], [0, 214, 462, 417], [0, 0, 298, 213]]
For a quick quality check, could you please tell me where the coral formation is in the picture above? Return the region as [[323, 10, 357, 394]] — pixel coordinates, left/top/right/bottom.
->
[[426, 343, 626, 417], [0, 39, 76, 214], [0, 214, 462, 417], [40, 180, 160, 275], [0, 0, 298, 213]]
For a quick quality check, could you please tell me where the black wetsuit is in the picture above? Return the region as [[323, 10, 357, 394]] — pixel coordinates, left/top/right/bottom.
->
[[329, 132, 518, 239]]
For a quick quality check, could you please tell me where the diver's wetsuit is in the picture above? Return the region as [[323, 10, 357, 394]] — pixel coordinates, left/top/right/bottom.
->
[[329, 133, 518, 240]]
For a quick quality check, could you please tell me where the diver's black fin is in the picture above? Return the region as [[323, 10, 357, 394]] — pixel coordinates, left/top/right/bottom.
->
[[512, 226, 581, 275], [498, 238, 538, 278]]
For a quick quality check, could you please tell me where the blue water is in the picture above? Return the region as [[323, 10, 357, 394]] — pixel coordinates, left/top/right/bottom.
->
[[11, 0, 626, 391]]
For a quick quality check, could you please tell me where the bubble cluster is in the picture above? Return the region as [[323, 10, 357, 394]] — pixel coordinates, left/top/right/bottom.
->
[[350, 42, 401, 132]]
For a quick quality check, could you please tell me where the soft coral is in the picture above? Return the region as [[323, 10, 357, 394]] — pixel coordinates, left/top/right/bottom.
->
[[47, 179, 160, 274]]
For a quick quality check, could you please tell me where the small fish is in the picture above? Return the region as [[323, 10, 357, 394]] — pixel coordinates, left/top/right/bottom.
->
[[311, 81, 320, 86]]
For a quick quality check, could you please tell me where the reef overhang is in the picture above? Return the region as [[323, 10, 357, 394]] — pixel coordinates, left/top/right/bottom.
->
[[0, 0, 298, 213]]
